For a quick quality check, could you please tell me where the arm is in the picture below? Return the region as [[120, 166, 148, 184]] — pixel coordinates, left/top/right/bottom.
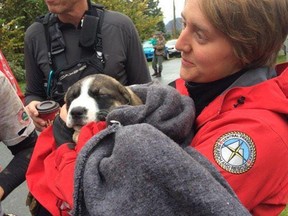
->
[[155, 39, 166, 50], [0, 74, 37, 200], [24, 23, 50, 131], [123, 17, 151, 85], [0, 131, 37, 200], [24, 23, 48, 105], [192, 111, 288, 215], [26, 118, 105, 215]]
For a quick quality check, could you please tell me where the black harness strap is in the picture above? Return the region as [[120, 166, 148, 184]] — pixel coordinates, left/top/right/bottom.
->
[[80, 4, 105, 65], [36, 3, 105, 101], [38, 3, 105, 73]]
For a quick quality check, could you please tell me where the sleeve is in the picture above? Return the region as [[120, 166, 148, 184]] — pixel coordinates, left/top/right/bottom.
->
[[0, 73, 37, 199], [0, 74, 35, 145], [123, 17, 152, 85], [0, 131, 37, 199], [192, 110, 288, 215], [52, 115, 75, 147], [24, 23, 49, 105], [35, 122, 106, 212]]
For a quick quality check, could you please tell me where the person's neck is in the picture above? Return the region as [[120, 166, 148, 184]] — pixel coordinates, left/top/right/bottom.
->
[[186, 69, 247, 117], [58, 1, 88, 27]]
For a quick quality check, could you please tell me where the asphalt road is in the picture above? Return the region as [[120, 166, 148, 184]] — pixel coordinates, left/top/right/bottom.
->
[[0, 57, 181, 215], [149, 57, 181, 85]]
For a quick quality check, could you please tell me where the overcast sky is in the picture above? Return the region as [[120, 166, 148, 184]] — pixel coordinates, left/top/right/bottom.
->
[[158, 0, 185, 24]]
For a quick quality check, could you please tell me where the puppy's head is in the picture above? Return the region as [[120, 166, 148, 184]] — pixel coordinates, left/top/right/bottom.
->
[[65, 74, 142, 130]]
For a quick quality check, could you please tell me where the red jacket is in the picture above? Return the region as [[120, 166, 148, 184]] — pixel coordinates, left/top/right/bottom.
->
[[26, 122, 106, 215], [175, 65, 288, 216], [27, 65, 288, 215]]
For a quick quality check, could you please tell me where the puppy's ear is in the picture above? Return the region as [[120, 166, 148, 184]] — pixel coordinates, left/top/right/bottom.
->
[[123, 86, 143, 105], [64, 86, 72, 111], [114, 83, 130, 104], [64, 88, 69, 103]]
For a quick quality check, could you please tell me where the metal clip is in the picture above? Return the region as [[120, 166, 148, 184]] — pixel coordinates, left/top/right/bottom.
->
[[109, 120, 122, 127]]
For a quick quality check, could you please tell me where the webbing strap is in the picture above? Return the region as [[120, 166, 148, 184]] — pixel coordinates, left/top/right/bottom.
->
[[41, 13, 66, 71], [37, 3, 105, 100], [41, 4, 105, 72], [80, 4, 105, 66]]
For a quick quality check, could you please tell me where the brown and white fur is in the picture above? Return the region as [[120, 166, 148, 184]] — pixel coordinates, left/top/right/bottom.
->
[[64, 74, 143, 142]]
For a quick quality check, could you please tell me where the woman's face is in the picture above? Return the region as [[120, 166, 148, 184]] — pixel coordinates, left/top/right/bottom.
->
[[176, 0, 242, 83]]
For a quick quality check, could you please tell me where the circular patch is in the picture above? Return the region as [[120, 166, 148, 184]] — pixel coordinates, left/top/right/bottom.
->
[[18, 109, 30, 125], [214, 131, 256, 174]]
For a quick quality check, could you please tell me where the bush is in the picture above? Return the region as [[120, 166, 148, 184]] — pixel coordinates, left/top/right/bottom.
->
[[6, 53, 26, 82]]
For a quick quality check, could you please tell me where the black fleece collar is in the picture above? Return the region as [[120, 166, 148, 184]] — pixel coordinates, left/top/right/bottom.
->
[[185, 70, 247, 117]]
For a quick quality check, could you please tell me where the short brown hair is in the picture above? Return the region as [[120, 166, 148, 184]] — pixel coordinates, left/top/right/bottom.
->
[[200, 0, 288, 68]]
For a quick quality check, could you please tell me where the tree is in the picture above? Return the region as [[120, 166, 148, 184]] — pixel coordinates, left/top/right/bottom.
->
[[0, 0, 47, 81], [0, 17, 25, 80], [145, 0, 166, 36], [96, 0, 163, 40], [0, 0, 47, 30]]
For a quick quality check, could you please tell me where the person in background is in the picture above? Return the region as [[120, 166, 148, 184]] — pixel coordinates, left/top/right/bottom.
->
[[151, 32, 166, 77], [150, 33, 157, 47], [24, 0, 151, 132], [0, 72, 37, 215], [168, 0, 288, 215]]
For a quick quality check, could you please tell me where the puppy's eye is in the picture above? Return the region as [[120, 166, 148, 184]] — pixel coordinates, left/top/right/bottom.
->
[[72, 91, 79, 98], [69, 86, 80, 98], [97, 93, 111, 99], [88, 88, 99, 96], [88, 89, 109, 100]]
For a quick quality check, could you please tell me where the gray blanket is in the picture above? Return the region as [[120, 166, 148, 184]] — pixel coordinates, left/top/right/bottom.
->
[[73, 83, 250, 216]]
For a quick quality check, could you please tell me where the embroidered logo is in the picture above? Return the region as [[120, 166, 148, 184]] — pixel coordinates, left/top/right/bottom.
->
[[18, 109, 30, 125], [214, 131, 256, 174]]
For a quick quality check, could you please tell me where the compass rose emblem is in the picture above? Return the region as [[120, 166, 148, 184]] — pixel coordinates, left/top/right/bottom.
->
[[214, 131, 256, 174]]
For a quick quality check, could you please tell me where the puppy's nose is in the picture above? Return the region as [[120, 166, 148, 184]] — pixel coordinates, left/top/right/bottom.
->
[[70, 106, 87, 119]]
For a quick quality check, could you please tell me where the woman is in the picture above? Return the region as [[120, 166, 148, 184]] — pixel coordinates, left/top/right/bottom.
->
[[170, 0, 288, 215], [0, 72, 37, 215], [27, 0, 287, 215]]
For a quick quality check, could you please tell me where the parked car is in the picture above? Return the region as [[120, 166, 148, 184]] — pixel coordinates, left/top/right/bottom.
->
[[142, 40, 155, 61], [164, 39, 181, 59]]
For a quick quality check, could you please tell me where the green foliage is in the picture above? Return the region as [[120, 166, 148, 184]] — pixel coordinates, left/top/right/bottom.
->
[[0, 16, 26, 81], [0, 0, 47, 29], [0, 0, 47, 82], [277, 54, 287, 64], [280, 206, 288, 216], [145, 0, 166, 35], [96, 0, 163, 40]]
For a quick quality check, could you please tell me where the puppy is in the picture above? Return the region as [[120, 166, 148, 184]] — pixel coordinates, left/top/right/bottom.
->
[[64, 74, 143, 142]]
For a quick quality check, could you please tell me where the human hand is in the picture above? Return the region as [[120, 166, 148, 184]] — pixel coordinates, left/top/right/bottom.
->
[[59, 104, 67, 123], [0, 186, 4, 200], [25, 101, 47, 131]]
